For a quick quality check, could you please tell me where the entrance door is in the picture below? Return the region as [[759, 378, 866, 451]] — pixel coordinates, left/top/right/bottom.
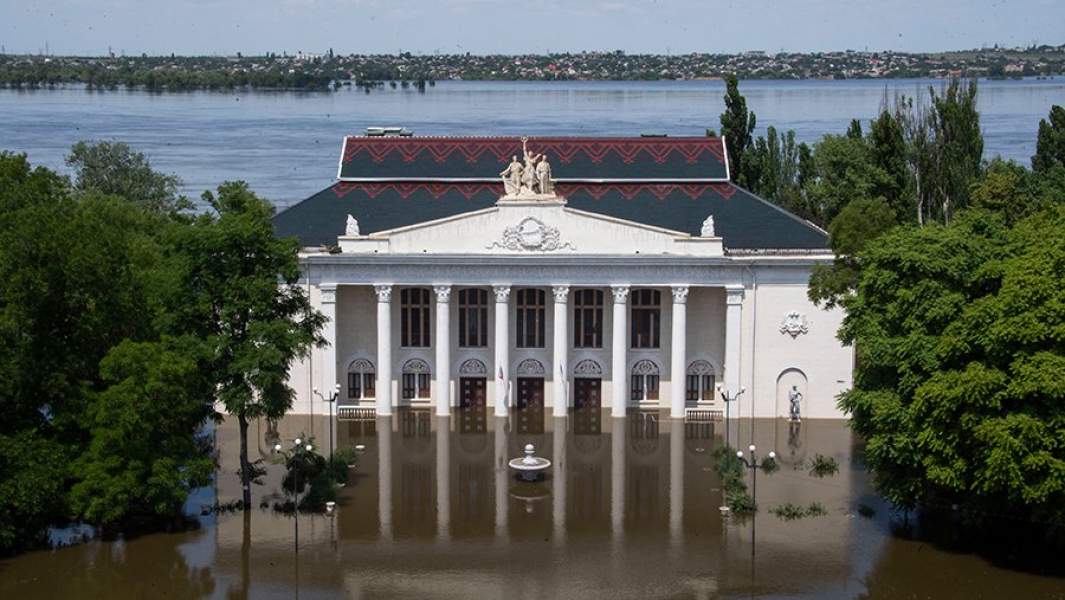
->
[[573, 378, 602, 410], [459, 377, 487, 433], [516, 377, 545, 434]]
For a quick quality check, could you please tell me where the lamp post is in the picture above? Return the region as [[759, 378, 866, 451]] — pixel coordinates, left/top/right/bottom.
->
[[736, 444, 775, 587], [719, 386, 745, 449], [313, 383, 341, 460], [276, 438, 314, 554]]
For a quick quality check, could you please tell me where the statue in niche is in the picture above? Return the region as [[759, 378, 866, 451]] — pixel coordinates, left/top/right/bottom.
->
[[500, 155, 523, 196], [701, 215, 715, 237], [789, 385, 803, 422], [345, 214, 360, 236]]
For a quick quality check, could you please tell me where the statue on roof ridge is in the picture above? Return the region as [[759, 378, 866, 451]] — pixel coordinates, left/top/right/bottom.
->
[[345, 214, 360, 237], [500, 137, 556, 199], [701, 215, 715, 237], [500, 155, 523, 196]]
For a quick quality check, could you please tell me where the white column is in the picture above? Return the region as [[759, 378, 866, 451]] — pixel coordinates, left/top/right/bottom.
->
[[375, 285, 393, 416], [611, 417, 626, 539], [493, 285, 511, 418], [670, 286, 689, 419], [610, 285, 630, 418], [320, 283, 338, 414], [494, 416, 509, 541], [724, 285, 745, 412], [552, 285, 570, 418], [434, 285, 452, 417]]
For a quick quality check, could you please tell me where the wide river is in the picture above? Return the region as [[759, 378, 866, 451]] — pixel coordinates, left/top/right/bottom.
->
[[0, 78, 1062, 210], [1, 411, 1063, 598]]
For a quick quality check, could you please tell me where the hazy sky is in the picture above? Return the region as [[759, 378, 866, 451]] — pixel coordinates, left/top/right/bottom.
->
[[2, 0, 1062, 56]]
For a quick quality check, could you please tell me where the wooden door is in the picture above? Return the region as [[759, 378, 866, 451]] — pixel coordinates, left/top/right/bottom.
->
[[459, 377, 486, 434], [573, 378, 602, 410], [516, 377, 544, 434]]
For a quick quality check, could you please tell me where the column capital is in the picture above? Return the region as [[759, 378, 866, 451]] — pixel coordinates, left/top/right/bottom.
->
[[671, 285, 690, 304], [610, 285, 631, 304], [320, 282, 338, 304], [725, 285, 745, 305], [492, 285, 512, 303], [433, 285, 452, 303], [374, 284, 393, 303], [551, 285, 570, 303]]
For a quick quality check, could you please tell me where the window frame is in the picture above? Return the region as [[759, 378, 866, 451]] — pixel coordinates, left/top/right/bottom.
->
[[630, 289, 662, 349], [400, 287, 432, 348], [515, 288, 546, 348], [458, 288, 489, 348], [630, 360, 661, 402], [573, 289, 604, 349], [346, 359, 376, 400]]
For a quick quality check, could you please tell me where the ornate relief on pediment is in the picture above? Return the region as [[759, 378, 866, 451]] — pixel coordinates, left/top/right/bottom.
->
[[779, 311, 810, 338], [486, 216, 575, 252]]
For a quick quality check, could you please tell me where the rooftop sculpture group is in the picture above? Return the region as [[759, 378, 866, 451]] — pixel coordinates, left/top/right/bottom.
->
[[500, 137, 555, 197]]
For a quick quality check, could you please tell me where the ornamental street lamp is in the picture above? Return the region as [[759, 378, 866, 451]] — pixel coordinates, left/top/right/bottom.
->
[[276, 437, 314, 554], [718, 386, 745, 449], [313, 383, 341, 460], [736, 444, 776, 517]]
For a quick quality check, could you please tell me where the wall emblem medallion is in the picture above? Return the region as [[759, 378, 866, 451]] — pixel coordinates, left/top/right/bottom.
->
[[779, 311, 810, 338], [486, 217, 574, 252]]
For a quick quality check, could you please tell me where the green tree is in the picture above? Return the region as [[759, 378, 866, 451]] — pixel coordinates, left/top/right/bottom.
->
[[846, 118, 863, 140], [801, 133, 890, 227], [69, 337, 215, 526], [1032, 105, 1065, 173], [808, 196, 897, 308], [929, 79, 983, 222], [162, 182, 324, 509], [66, 141, 187, 213], [838, 206, 1065, 526], [868, 108, 914, 221], [720, 74, 756, 186]]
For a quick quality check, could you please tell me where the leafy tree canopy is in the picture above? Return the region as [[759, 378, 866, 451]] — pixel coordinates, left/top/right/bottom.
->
[[66, 141, 188, 214], [1032, 105, 1065, 173]]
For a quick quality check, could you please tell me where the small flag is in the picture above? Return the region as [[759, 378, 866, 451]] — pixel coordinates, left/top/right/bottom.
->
[[498, 367, 504, 380]]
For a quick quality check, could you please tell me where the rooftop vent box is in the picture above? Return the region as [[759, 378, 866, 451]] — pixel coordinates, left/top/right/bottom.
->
[[366, 127, 413, 137]]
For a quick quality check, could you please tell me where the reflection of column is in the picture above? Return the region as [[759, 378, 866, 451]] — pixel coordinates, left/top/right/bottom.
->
[[493, 286, 511, 417], [375, 285, 394, 416], [552, 286, 570, 417], [724, 286, 744, 431], [670, 419, 684, 548], [320, 284, 338, 417], [436, 416, 450, 542], [552, 417, 567, 545], [494, 417, 509, 540], [611, 418, 626, 538], [610, 285, 630, 418], [378, 416, 393, 540], [434, 286, 452, 417], [670, 286, 689, 419]]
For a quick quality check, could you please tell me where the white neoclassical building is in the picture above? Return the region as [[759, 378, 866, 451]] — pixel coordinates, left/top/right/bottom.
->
[[274, 135, 853, 421]]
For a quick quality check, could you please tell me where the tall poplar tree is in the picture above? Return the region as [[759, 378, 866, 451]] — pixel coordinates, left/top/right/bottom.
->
[[720, 74, 756, 186], [1032, 105, 1065, 173]]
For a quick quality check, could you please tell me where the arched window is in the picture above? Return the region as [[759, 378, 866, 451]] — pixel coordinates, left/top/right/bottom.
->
[[686, 360, 716, 402], [516, 288, 546, 348], [630, 289, 661, 349], [400, 287, 431, 347], [347, 358, 376, 400], [630, 359, 660, 402], [516, 358, 546, 376], [402, 358, 431, 400]]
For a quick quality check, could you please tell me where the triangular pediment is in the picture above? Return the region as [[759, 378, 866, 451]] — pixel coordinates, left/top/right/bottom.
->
[[337, 199, 722, 257]]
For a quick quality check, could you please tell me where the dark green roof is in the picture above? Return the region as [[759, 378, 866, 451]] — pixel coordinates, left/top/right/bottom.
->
[[273, 181, 828, 251]]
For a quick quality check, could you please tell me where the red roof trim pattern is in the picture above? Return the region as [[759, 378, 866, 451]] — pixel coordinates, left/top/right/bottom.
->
[[341, 136, 726, 166], [330, 182, 736, 201]]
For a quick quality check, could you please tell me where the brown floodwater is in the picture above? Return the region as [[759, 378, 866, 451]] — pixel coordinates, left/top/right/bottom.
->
[[1, 408, 1063, 599]]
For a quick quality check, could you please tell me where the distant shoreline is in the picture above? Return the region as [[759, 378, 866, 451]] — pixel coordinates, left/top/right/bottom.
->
[[2, 46, 1062, 92]]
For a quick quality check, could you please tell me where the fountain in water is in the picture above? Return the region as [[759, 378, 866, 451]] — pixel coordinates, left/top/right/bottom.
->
[[508, 443, 552, 481]]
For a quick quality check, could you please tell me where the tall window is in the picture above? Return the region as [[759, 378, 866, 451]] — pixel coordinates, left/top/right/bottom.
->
[[686, 360, 716, 402], [401, 359, 431, 400], [400, 288, 431, 347], [458, 288, 488, 347], [573, 289, 604, 348], [631, 360, 660, 402], [347, 358, 376, 399], [516, 288, 546, 348], [630, 289, 661, 349]]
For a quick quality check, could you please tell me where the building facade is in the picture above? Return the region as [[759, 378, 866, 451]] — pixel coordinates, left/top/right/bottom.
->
[[274, 135, 853, 420]]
